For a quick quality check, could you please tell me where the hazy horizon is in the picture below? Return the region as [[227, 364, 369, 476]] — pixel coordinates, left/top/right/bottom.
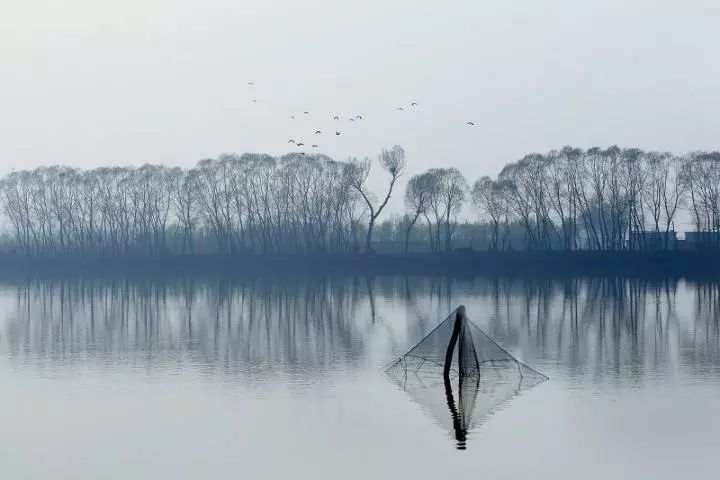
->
[[2, 0, 719, 214]]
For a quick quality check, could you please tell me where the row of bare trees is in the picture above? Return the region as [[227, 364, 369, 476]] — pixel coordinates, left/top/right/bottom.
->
[[402, 168, 468, 252], [397, 147, 720, 252], [3, 145, 719, 256], [465, 147, 720, 250], [0, 147, 406, 256]]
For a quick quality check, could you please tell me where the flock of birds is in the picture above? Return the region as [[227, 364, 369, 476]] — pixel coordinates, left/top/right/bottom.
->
[[287, 112, 369, 150], [246, 81, 476, 154]]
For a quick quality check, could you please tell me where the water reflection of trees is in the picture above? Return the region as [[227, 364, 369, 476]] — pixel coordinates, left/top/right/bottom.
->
[[3, 277, 372, 380], [2, 275, 719, 382]]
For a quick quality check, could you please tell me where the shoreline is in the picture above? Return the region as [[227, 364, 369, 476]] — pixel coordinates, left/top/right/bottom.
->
[[1, 251, 720, 280]]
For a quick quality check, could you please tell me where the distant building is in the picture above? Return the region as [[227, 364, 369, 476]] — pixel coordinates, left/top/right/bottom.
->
[[684, 231, 720, 250], [628, 231, 677, 251]]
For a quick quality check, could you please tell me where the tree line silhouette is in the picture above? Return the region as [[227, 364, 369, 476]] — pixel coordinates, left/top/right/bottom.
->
[[470, 147, 699, 251], [1, 145, 719, 256], [401, 146, 720, 251], [0, 147, 406, 256]]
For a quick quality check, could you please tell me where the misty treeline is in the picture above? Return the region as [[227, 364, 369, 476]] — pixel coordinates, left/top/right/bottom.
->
[[2, 145, 720, 257], [0, 147, 408, 256], [381, 146, 720, 252], [462, 147, 720, 250]]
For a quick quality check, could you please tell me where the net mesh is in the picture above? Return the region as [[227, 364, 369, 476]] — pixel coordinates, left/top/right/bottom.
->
[[385, 306, 548, 449]]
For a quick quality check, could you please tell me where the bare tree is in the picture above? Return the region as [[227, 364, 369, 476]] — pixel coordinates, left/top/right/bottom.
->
[[403, 172, 435, 253], [345, 145, 406, 252], [545, 148, 580, 250], [170, 167, 198, 254], [430, 168, 467, 251], [471, 176, 505, 250], [681, 152, 720, 246]]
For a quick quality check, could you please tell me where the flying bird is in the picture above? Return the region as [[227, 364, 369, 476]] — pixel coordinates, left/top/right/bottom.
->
[[290, 115, 296, 119], [333, 115, 340, 120], [349, 118, 355, 122], [396, 107, 404, 111], [252, 99, 257, 103], [355, 115, 363, 119], [297, 142, 305, 147], [411, 102, 418, 106], [335, 131, 341, 136], [248, 82, 255, 86], [312, 144, 319, 148], [314, 130, 322, 134], [288, 139, 295, 144], [466, 122, 475, 126], [303, 111, 310, 115]]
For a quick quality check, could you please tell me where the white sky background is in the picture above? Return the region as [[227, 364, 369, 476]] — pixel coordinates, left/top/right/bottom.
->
[[1, 0, 719, 215]]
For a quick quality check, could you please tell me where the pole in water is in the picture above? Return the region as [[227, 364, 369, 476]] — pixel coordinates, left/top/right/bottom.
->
[[444, 305, 466, 378]]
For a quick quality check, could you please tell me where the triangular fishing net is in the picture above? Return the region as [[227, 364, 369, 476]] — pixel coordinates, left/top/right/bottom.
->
[[385, 306, 547, 449]]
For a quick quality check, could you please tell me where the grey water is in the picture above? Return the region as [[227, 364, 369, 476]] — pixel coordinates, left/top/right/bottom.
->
[[0, 275, 718, 479]]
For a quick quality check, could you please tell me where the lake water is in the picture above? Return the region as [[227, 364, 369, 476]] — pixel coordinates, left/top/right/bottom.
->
[[0, 275, 718, 479]]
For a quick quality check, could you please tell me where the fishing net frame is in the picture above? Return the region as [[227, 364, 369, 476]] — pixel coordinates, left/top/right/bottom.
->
[[384, 306, 547, 449], [385, 305, 548, 382]]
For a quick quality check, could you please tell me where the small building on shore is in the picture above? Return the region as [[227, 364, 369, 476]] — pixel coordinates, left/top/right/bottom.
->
[[636, 231, 720, 251], [628, 231, 677, 251], [683, 231, 720, 250]]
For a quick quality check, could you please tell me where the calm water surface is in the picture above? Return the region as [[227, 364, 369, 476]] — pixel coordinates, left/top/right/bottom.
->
[[1, 276, 719, 479]]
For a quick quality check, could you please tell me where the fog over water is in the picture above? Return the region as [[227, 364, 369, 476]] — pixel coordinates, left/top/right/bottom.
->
[[0, 274, 718, 478]]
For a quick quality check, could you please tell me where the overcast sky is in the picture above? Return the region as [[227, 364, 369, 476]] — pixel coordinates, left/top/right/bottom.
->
[[1, 0, 719, 210]]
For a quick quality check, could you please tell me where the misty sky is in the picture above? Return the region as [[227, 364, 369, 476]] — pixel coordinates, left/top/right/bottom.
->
[[1, 0, 719, 210]]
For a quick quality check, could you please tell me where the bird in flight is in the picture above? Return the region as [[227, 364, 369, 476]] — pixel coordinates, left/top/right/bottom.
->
[[303, 111, 310, 115], [297, 142, 305, 147], [288, 139, 295, 144], [248, 82, 255, 86], [355, 115, 363, 120], [466, 121, 475, 126], [252, 99, 258, 103], [411, 102, 418, 106], [290, 115, 295, 119], [312, 144, 319, 148], [314, 130, 322, 134], [396, 107, 404, 111], [348, 118, 355, 122], [335, 131, 341, 136], [333, 115, 340, 120]]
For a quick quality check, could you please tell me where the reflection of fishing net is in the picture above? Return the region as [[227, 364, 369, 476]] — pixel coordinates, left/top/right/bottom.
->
[[385, 306, 547, 449]]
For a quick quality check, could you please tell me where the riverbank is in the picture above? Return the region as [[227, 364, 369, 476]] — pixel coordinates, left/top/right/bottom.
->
[[1, 250, 720, 280]]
